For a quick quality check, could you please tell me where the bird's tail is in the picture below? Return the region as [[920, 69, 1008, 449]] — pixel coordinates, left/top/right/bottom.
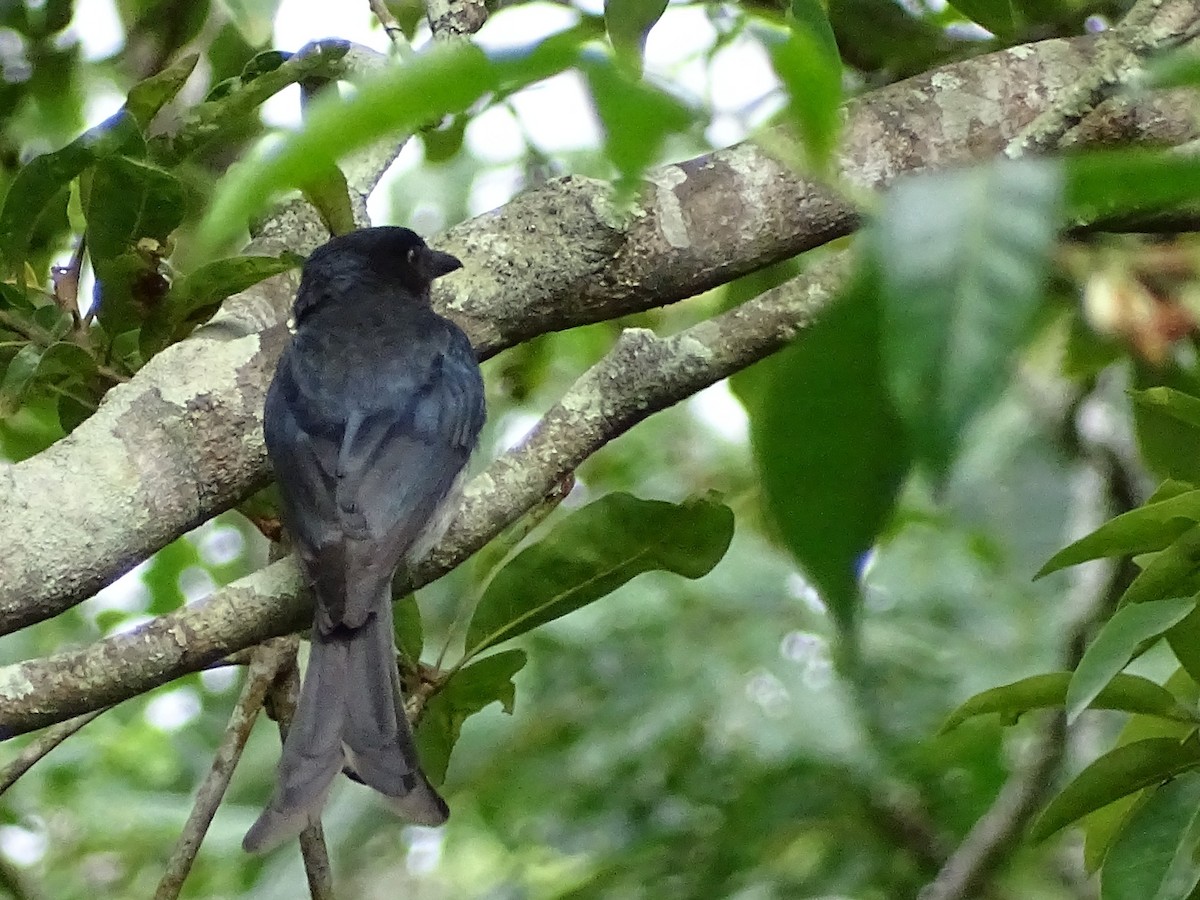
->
[[242, 598, 448, 853]]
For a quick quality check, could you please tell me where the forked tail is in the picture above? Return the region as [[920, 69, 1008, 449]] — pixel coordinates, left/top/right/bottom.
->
[[243, 598, 447, 853]]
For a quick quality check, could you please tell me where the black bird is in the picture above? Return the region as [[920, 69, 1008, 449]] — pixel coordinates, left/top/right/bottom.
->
[[243, 227, 486, 853]]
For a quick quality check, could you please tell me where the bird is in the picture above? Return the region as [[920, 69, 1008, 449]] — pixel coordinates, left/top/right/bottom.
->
[[243, 226, 486, 853]]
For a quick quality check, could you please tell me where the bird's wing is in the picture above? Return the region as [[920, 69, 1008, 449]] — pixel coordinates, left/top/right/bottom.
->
[[265, 322, 485, 630]]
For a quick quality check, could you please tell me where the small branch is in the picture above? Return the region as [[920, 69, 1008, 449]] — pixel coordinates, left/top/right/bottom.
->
[[368, 0, 416, 58], [153, 638, 294, 900], [425, 0, 488, 42], [51, 237, 86, 325], [1006, 0, 1200, 158], [262, 643, 335, 898], [0, 709, 105, 797]]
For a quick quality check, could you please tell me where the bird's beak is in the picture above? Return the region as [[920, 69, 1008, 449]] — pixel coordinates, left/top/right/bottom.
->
[[419, 248, 463, 280]]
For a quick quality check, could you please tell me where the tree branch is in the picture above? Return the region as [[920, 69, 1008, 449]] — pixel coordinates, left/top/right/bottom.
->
[[0, 252, 852, 736], [0, 30, 1197, 646]]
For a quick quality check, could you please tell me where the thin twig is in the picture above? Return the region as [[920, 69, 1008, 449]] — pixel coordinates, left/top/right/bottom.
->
[[0, 709, 105, 797], [50, 236, 86, 325], [368, 0, 415, 58], [153, 638, 294, 900], [263, 642, 335, 899]]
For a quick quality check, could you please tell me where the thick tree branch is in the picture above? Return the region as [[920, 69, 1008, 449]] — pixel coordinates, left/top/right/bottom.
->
[[0, 253, 851, 736], [0, 30, 1198, 640]]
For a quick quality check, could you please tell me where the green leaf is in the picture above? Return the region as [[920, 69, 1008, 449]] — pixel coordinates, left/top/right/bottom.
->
[[1038, 491, 1200, 578], [124, 53, 200, 130], [299, 166, 355, 237], [753, 267, 909, 634], [878, 158, 1062, 471], [221, 0, 282, 45], [1067, 597, 1198, 724], [140, 252, 301, 355], [85, 156, 185, 334], [764, 2, 842, 171], [85, 156, 183, 260], [0, 344, 44, 417], [1134, 384, 1200, 484], [604, 0, 668, 76], [464, 493, 734, 659], [1101, 771, 1200, 900], [1031, 735, 1200, 844], [193, 27, 595, 258], [1121, 525, 1200, 609], [941, 673, 1195, 734], [1167, 607, 1200, 688], [1085, 668, 1200, 871], [0, 341, 96, 417], [0, 112, 141, 274], [416, 649, 527, 785], [945, 0, 1018, 37], [583, 58, 695, 203], [394, 597, 422, 667]]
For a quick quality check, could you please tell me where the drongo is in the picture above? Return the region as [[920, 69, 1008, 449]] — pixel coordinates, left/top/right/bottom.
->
[[244, 227, 485, 853]]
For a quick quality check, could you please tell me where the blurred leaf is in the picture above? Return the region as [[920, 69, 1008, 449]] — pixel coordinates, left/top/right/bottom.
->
[[300, 166, 355, 237], [1038, 491, 1200, 578], [417, 649, 527, 784], [877, 158, 1061, 471], [222, 0, 282, 45], [193, 27, 596, 257], [1100, 771, 1200, 900], [1067, 597, 1197, 724], [125, 53, 200, 130], [1066, 153, 1200, 224], [584, 59, 694, 203], [945, 0, 1017, 36], [827, 0, 949, 76], [1146, 50, 1200, 89], [420, 114, 468, 163], [941, 673, 1195, 733], [141, 252, 301, 354], [764, 2, 841, 171], [1032, 736, 1200, 843], [605, 0, 668, 75], [0, 113, 141, 275], [465, 493, 734, 659], [754, 266, 909, 634]]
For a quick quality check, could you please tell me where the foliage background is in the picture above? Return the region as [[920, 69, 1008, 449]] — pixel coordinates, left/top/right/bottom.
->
[[0, 0, 1195, 898]]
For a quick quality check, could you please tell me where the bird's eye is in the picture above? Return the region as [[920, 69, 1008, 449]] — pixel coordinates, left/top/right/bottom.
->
[[407, 247, 420, 264]]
